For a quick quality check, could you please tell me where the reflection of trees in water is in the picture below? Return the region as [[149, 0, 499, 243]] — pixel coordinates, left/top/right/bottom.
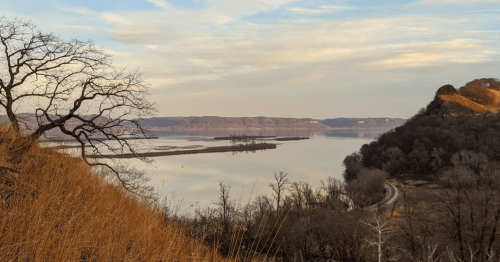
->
[[232, 149, 260, 155], [153, 129, 322, 137], [323, 131, 384, 139]]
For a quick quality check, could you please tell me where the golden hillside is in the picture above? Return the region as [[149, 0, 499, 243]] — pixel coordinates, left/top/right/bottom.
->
[[0, 126, 231, 261], [437, 86, 500, 114]]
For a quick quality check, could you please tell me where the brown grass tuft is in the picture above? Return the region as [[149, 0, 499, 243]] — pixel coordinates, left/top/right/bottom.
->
[[0, 126, 231, 261]]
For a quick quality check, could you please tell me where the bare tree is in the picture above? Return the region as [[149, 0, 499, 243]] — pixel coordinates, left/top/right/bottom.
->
[[213, 182, 232, 226], [362, 211, 394, 262], [0, 18, 155, 194], [419, 239, 443, 262], [269, 171, 290, 216], [436, 163, 500, 262]]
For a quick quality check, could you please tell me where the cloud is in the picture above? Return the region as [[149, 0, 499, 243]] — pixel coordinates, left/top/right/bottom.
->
[[98, 11, 498, 89], [13, 0, 497, 118], [287, 5, 351, 14], [367, 38, 494, 68], [101, 13, 125, 23]]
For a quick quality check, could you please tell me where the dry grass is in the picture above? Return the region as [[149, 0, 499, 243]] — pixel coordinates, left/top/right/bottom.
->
[[438, 91, 500, 114], [488, 88, 500, 105], [438, 94, 493, 113], [0, 126, 231, 262]]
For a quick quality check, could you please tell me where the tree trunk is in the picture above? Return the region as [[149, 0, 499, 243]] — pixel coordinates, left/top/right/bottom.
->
[[5, 105, 19, 132]]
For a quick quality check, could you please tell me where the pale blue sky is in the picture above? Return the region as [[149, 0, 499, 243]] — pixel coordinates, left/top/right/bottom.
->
[[1, 0, 500, 118]]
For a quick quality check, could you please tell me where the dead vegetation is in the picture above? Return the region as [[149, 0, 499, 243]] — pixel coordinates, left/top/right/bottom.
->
[[0, 126, 231, 261]]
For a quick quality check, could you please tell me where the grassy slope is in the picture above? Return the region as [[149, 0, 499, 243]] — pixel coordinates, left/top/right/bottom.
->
[[0, 127, 229, 261], [438, 87, 500, 114]]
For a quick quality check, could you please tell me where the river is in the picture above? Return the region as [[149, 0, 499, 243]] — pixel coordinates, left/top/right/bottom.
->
[[117, 130, 382, 213]]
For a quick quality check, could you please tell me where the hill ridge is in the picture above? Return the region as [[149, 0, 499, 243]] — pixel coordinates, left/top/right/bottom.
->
[[134, 116, 406, 131]]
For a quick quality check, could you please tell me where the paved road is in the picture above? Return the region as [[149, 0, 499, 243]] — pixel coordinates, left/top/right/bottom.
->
[[368, 181, 399, 210]]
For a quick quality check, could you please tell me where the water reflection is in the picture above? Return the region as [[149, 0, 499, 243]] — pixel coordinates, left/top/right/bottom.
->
[[321, 130, 383, 139], [49, 129, 386, 213], [128, 130, 385, 213]]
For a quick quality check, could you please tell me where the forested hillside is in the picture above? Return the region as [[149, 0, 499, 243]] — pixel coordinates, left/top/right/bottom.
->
[[344, 78, 500, 180]]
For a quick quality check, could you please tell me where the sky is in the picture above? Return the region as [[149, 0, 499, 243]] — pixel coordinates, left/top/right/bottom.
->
[[1, 0, 500, 119]]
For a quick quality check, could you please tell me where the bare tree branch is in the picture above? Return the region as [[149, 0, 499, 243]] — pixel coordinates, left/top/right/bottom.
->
[[0, 17, 156, 197]]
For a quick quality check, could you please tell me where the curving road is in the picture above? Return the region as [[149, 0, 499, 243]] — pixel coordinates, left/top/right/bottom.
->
[[368, 181, 399, 210]]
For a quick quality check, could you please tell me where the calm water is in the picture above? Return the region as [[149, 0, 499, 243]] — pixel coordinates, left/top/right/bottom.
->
[[121, 130, 381, 213]]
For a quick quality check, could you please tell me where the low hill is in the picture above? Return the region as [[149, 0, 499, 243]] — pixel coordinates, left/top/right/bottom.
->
[[343, 78, 500, 181], [0, 126, 230, 261]]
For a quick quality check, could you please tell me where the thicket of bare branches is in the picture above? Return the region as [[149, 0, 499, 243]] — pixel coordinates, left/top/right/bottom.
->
[[179, 159, 500, 262], [0, 17, 155, 196], [459, 83, 496, 105]]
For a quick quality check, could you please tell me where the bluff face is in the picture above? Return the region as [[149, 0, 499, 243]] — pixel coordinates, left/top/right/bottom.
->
[[134, 116, 405, 131]]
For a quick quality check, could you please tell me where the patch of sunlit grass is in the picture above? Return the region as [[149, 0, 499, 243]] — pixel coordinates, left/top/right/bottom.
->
[[0, 126, 232, 261]]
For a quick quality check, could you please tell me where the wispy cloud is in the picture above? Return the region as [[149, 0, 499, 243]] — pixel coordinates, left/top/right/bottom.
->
[[287, 5, 351, 14], [98, 11, 498, 82], [101, 13, 125, 23], [3, 0, 500, 118]]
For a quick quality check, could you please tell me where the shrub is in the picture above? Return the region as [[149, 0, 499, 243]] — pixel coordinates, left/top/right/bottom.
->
[[346, 168, 387, 206], [343, 152, 364, 181], [436, 84, 458, 95]]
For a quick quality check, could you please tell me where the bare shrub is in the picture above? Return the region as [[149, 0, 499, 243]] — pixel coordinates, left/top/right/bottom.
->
[[459, 83, 496, 105]]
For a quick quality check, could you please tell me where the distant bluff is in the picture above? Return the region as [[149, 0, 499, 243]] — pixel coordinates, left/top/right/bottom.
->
[[135, 116, 406, 131], [137, 116, 331, 131]]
